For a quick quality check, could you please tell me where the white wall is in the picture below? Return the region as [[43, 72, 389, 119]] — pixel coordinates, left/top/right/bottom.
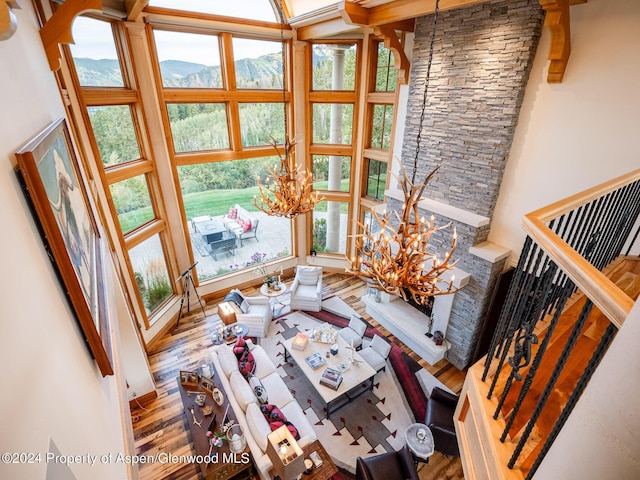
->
[[489, 0, 640, 261], [0, 4, 130, 479], [534, 298, 640, 479]]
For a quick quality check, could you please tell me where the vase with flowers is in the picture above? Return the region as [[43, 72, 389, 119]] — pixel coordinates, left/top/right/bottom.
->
[[255, 264, 278, 291]]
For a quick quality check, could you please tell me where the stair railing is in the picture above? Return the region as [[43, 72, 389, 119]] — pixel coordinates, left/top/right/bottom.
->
[[481, 168, 640, 479]]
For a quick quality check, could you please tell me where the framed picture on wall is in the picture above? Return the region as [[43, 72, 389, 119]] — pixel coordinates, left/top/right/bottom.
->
[[15, 118, 113, 376]]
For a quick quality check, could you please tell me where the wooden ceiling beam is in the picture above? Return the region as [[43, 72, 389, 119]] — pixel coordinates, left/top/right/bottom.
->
[[540, 0, 572, 83], [124, 0, 148, 21], [339, 0, 491, 28], [40, 0, 102, 71], [373, 25, 410, 84]]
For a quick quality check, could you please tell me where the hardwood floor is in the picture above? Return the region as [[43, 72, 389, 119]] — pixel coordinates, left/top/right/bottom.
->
[[132, 272, 467, 480]]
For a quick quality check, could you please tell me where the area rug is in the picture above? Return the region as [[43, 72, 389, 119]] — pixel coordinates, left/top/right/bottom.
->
[[260, 306, 449, 474]]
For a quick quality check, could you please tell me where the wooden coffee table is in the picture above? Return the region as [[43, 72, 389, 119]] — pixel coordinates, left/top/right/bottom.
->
[[177, 363, 255, 480]]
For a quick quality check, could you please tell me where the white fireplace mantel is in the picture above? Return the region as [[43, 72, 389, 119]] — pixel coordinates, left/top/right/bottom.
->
[[361, 267, 470, 365]]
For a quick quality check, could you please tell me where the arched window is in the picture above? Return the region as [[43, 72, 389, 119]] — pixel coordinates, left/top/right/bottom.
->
[[148, 0, 280, 23]]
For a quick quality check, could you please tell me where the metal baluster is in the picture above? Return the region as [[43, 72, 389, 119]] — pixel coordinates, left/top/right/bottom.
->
[[508, 298, 594, 468], [576, 197, 605, 259], [483, 237, 533, 381], [525, 322, 618, 480], [487, 243, 542, 398], [590, 188, 625, 270], [493, 259, 555, 422], [545, 211, 574, 315], [608, 181, 640, 263], [482, 236, 532, 376], [488, 245, 545, 400], [499, 275, 574, 442]]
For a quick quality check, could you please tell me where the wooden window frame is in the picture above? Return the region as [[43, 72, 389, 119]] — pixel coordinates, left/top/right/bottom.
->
[[67, 17, 177, 328]]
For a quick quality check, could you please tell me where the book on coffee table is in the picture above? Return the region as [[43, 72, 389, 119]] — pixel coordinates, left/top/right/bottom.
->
[[291, 332, 309, 351], [319, 367, 343, 390], [305, 352, 326, 369]]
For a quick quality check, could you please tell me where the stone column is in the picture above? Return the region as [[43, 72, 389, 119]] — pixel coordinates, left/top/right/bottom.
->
[[326, 45, 349, 252]]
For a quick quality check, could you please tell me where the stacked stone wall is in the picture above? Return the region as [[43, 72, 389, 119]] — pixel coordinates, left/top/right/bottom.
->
[[398, 0, 544, 368]]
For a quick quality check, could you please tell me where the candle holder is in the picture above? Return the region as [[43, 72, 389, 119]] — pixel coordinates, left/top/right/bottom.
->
[[227, 424, 246, 454]]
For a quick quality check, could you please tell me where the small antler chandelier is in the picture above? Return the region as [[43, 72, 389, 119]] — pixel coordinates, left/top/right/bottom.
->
[[252, 0, 321, 219], [347, 0, 458, 305], [254, 140, 322, 218]]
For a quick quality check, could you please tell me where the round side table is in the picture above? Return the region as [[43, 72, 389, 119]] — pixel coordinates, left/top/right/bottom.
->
[[260, 282, 288, 313], [210, 322, 248, 345], [405, 423, 435, 466]]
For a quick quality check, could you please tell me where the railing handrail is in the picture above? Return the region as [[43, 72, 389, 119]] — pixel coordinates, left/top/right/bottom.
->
[[521, 168, 640, 328]]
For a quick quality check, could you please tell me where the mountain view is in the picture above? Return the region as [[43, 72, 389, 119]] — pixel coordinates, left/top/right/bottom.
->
[[73, 53, 286, 89]]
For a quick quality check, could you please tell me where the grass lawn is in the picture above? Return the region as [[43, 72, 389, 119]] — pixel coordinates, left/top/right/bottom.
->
[[117, 181, 350, 233]]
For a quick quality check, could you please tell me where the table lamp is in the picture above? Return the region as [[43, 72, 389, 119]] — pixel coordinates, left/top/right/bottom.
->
[[266, 425, 304, 480]]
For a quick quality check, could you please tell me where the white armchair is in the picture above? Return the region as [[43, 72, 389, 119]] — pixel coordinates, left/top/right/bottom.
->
[[289, 265, 323, 312], [359, 334, 392, 373], [228, 289, 273, 338], [338, 314, 367, 350]]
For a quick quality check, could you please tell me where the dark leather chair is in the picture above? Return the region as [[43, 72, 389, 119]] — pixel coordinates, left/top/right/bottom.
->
[[424, 387, 460, 457], [355, 445, 419, 480]]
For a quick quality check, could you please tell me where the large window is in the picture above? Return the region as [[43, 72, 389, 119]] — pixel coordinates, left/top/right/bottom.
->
[[356, 39, 400, 264], [69, 18, 124, 87], [233, 38, 284, 89], [151, 24, 293, 282], [308, 41, 360, 258], [70, 16, 175, 326], [312, 44, 357, 91], [365, 159, 387, 201], [87, 106, 141, 166], [177, 159, 292, 279], [109, 175, 155, 234], [167, 103, 230, 152], [362, 40, 397, 204], [148, 0, 280, 23], [312, 155, 350, 192], [312, 201, 348, 255], [153, 30, 222, 88], [129, 234, 173, 315]]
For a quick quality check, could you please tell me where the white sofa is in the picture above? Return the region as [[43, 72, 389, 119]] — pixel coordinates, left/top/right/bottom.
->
[[210, 341, 317, 480]]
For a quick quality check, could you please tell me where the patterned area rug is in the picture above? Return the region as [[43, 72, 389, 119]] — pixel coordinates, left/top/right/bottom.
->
[[260, 307, 448, 474]]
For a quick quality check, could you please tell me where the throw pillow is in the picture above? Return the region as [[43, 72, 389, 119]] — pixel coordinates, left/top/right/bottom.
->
[[233, 337, 256, 378], [240, 299, 249, 314], [228, 207, 237, 219], [223, 291, 245, 309], [247, 373, 268, 404], [243, 219, 252, 233], [297, 266, 319, 285], [230, 371, 257, 412], [218, 344, 239, 378], [260, 404, 300, 440]]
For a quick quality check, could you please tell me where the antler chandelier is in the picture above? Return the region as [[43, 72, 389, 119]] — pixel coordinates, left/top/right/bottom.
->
[[348, 165, 458, 305], [252, 0, 320, 219], [254, 140, 322, 218], [347, 0, 459, 305]]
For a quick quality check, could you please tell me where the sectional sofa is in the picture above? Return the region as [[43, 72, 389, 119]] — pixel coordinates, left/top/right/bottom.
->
[[210, 340, 317, 479]]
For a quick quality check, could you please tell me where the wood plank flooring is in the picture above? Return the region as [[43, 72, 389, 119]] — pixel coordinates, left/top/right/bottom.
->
[[132, 272, 467, 480]]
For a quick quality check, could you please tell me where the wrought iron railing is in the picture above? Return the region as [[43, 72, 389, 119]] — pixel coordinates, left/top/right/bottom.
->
[[481, 169, 640, 479]]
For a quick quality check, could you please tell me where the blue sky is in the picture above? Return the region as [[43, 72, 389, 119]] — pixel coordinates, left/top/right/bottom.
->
[[70, 1, 282, 65]]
